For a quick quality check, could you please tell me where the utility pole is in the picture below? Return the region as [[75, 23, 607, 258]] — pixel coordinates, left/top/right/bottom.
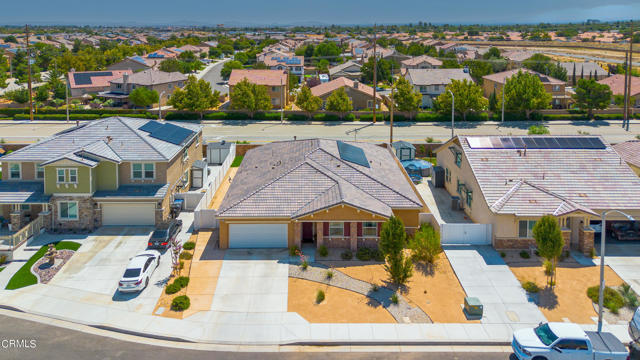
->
[[26, 24, 33, 122], [501, 89, 505, 123], [65, 70, 70, 124], [623, 50, 629, 128], [280, 76, 284, 124], [372, 25, 377, 124], [389, 62, 394, 144], [626, 22, 634, 131]]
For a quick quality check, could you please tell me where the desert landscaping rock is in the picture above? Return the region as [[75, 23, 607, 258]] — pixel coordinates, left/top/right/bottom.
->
[[31, 250, 75, 284], [289, 262, 432, 323]]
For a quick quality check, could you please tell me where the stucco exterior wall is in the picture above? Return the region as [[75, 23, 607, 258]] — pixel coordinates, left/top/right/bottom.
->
[[44, 165, 92, 195]]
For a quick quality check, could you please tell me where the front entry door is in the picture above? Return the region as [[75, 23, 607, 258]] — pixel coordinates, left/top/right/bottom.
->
[[302, 222, 314, 243]]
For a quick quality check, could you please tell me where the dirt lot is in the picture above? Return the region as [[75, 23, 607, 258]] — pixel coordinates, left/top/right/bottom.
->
[[287, 278, 395, 323], [507, 254, 625, 324], [321, 252, 475, 323]]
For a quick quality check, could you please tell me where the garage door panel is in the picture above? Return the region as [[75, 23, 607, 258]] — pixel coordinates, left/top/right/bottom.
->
[[102, 203, 156, 226], [441, 223, 492, 245], [229, 224, 287, 248]]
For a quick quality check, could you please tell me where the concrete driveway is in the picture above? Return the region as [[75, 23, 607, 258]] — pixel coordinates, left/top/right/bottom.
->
[[601, 240, 640, 296], [210, 249, 289, 313], [49, 226, 172, 313], [444, 245, 547, 327]]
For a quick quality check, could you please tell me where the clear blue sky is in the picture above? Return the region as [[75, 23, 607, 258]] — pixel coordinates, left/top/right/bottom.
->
[[2, 0, 639, 26]]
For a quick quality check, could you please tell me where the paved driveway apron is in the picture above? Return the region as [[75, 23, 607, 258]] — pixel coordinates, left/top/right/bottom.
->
[[210, 249, 289, 312], [603, 242, 640, 295], [444, 246, 547, 327]]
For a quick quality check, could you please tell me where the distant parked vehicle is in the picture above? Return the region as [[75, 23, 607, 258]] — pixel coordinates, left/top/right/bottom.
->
[[610, 222, 640, 241], [118, 250, 161, 293], [147, 220, 182, 249], [512, 322, 628, 360]]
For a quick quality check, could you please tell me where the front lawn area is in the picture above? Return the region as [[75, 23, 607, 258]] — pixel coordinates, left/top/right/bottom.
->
[[5, 241, 81, 290], [230, 155, 243, 168], [506, 252, 625, 323]]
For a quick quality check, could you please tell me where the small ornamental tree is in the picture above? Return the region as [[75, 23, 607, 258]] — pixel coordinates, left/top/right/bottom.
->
[[35, 85, 49, 102], [168, 75, 220, 119], [379, 216, 413, 285], [435, 79, 488, 121], [129, 87, 159, 108], [325, 87, 352, 119], [409, 223, 441, 264], [229, 78, 272, 117], [169, 235, 183, 276], [294, 85, 322, 118], [501, 70, 552, 120], [572, 79, 612, 119], [393, 77, 422, 119], [533, 215, 564, 286]]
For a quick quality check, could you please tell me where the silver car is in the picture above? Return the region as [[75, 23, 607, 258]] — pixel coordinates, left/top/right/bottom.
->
[[118, 250, 161, 293]]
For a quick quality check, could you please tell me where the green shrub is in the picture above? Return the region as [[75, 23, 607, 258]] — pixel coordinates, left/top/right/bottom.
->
[[165, 283, 181, 294], [301, 260, 308, 270], [318, 245, 328, 257], [528, 124, 550, 135], [316, 289, 325, 303], [409, 223, 441, 264], [326, 270, 334, 280], [521, 281, 540, 293], [289, 245, 300, 256], [313, 113, 341, 121], [543, 260, 554, 276], [182, 241, 196, 250], [519, 250, 530, 259], [620, 283, 640, 308], [500, 252, 506, 258], [179, 251, 193, 260], [587, 285, 625, 314], [390, 293, 399, 304], [179, 260, 184, 270], [171, 295, 191, 311], [341, 250, 353, 260], [230, 155, 244, 167], [356, 247, 372, 261], [165, 111, 199, 120], [371, 283, 379, 292], [372, 249, 385, 262], [174, 276, 190, 288]]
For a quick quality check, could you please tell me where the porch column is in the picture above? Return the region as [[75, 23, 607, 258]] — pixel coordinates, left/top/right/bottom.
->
[[316, 222, 324, 247], [350, 222, 357, 252], [10, 205, 22, 232], [294, 221, 302, 249], [40, 203, 52, 231]]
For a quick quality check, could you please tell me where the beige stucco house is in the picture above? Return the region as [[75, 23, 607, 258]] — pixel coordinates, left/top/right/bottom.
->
[[434, 135, 640, 255]]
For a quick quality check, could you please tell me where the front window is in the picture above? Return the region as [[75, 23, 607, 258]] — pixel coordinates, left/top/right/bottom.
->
[[132, 163, 154, 179], [445, 168, 451, 183], [144, 163, 154, 179], [329, 222, 344, 237], [59, 201, 78, 220], [9, 163, 20, 179], [182, 150, 189, 162], [534, 323, 558, 346], [20, 204, 30, 211], [455, 152, 462, 167], [56, 168, 77, 183], [36, 165, 44, 179], [68, 169, 77, 183], [518, 220, 537, 238], [362, 222, 377, 237], [57, 169, 65, 183], [553, 85, 561, 91], [466, 190, 473, 208]]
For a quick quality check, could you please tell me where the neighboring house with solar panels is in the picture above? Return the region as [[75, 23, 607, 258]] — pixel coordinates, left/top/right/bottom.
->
[[263, 55, 304, 78], [215, 139, 427, 249], [67, 70, 133, 97], [99, 70, 187, 106], [482, 69, 569, 109], [0, 117, 203, 232], [106, 56, 153, 72], [434, 135, 640, 255]]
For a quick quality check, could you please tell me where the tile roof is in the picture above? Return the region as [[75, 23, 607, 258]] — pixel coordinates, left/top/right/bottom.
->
[[613, 140, 640, 169], [217, 139, 424, 218], [559, 62, 606, 76], [401, 55, 443, 67], [446, 135, 640, 216], [328, 60, 362, 76], [68, 70, 133, 89], [0, 181, 51, 204], [110, 69, 187, 86], [228, 69, 287, 87], [93, 184, 169, 199], [2, 117, 201, 163], [482, 69, 564, 85], [405, 68, 473, 86], [310, 77, 382, 99], [598, 74, 640, 96]]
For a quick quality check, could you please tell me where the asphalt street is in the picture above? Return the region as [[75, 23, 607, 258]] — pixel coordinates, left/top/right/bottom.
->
[[200, 58, 230, 96], [0, 119, 638, 144], [0, 314, 514, 360]]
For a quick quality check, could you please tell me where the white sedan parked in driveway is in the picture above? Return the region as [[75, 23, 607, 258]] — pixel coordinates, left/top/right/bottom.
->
[[118, 250, 161, 293]]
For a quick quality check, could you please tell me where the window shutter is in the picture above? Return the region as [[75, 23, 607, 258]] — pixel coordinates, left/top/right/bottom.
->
[[323, 222, 329, 234], [344, 222, 350, 236], [357, 222, 363, 236]]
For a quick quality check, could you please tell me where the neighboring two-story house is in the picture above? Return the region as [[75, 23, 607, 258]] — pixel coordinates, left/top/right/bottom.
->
[[328, 60, 362, 80], [400, 55, 442, 73], [482, 69, 568, 109], [263, 55, 304, 79], [67, 70, 133, 97], [404, 68, 473, 108], [0, 117, 203, 232], [310, 77, 384, 111], [99, 69, 187, 106], [228, 69, 289, 110]]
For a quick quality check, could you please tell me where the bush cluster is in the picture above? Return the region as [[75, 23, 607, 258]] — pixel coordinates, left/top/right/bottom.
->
[[356, 247, 384, 262], [171, 295, 191, 311], [340, 250, 353, 260], [587, 286, 625, 314], [521, 281, 540, 293], [179, 251, 193, 260], [182, 241, 196, 250], [317, 245, 328, 257]]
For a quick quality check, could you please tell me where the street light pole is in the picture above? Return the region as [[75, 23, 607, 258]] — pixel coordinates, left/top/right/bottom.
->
[[501, 89, 505, 123], [597, 209, 635, 333], [158, 91, 166, 121], [390, 63, 394, 145], [448, 89, 455, 138]]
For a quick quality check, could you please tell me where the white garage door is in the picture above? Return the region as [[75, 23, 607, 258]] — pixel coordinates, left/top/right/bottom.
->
[[229, 224, 287, 248], [102, 203, 156, 226], [440, 223, 492, 245]]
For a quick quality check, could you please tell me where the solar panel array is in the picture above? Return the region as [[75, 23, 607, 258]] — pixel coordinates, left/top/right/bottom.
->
[[337, 141, 370, 168], [466, 136, 606, 150], [73, 71, 113, 85], [138, 121, 195, 145], [271, 56, 302, 65]]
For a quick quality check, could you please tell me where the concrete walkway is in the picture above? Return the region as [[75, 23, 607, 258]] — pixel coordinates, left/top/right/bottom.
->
[[444, 246, 547, 327]]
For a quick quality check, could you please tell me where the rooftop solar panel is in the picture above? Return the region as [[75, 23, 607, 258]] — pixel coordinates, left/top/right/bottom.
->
[[510, 137, 525, 148], [138, 121, 163, 133], [466, 136, 606, 150], [499, 137, 515, 149], [148, 123, 195, 145], [73, 71, 113, 86], [337, 141, 370, 168], [522, 138, 537, 149], [584, 137, 606, 149]]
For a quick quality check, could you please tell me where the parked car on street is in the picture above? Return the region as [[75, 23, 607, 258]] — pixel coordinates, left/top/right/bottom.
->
[[512, 322, 628, 360], [147, 220, 182, 249], [117, 250, 161, 293], [610, 222, 640, 241], [630, 307, 640, 343]]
